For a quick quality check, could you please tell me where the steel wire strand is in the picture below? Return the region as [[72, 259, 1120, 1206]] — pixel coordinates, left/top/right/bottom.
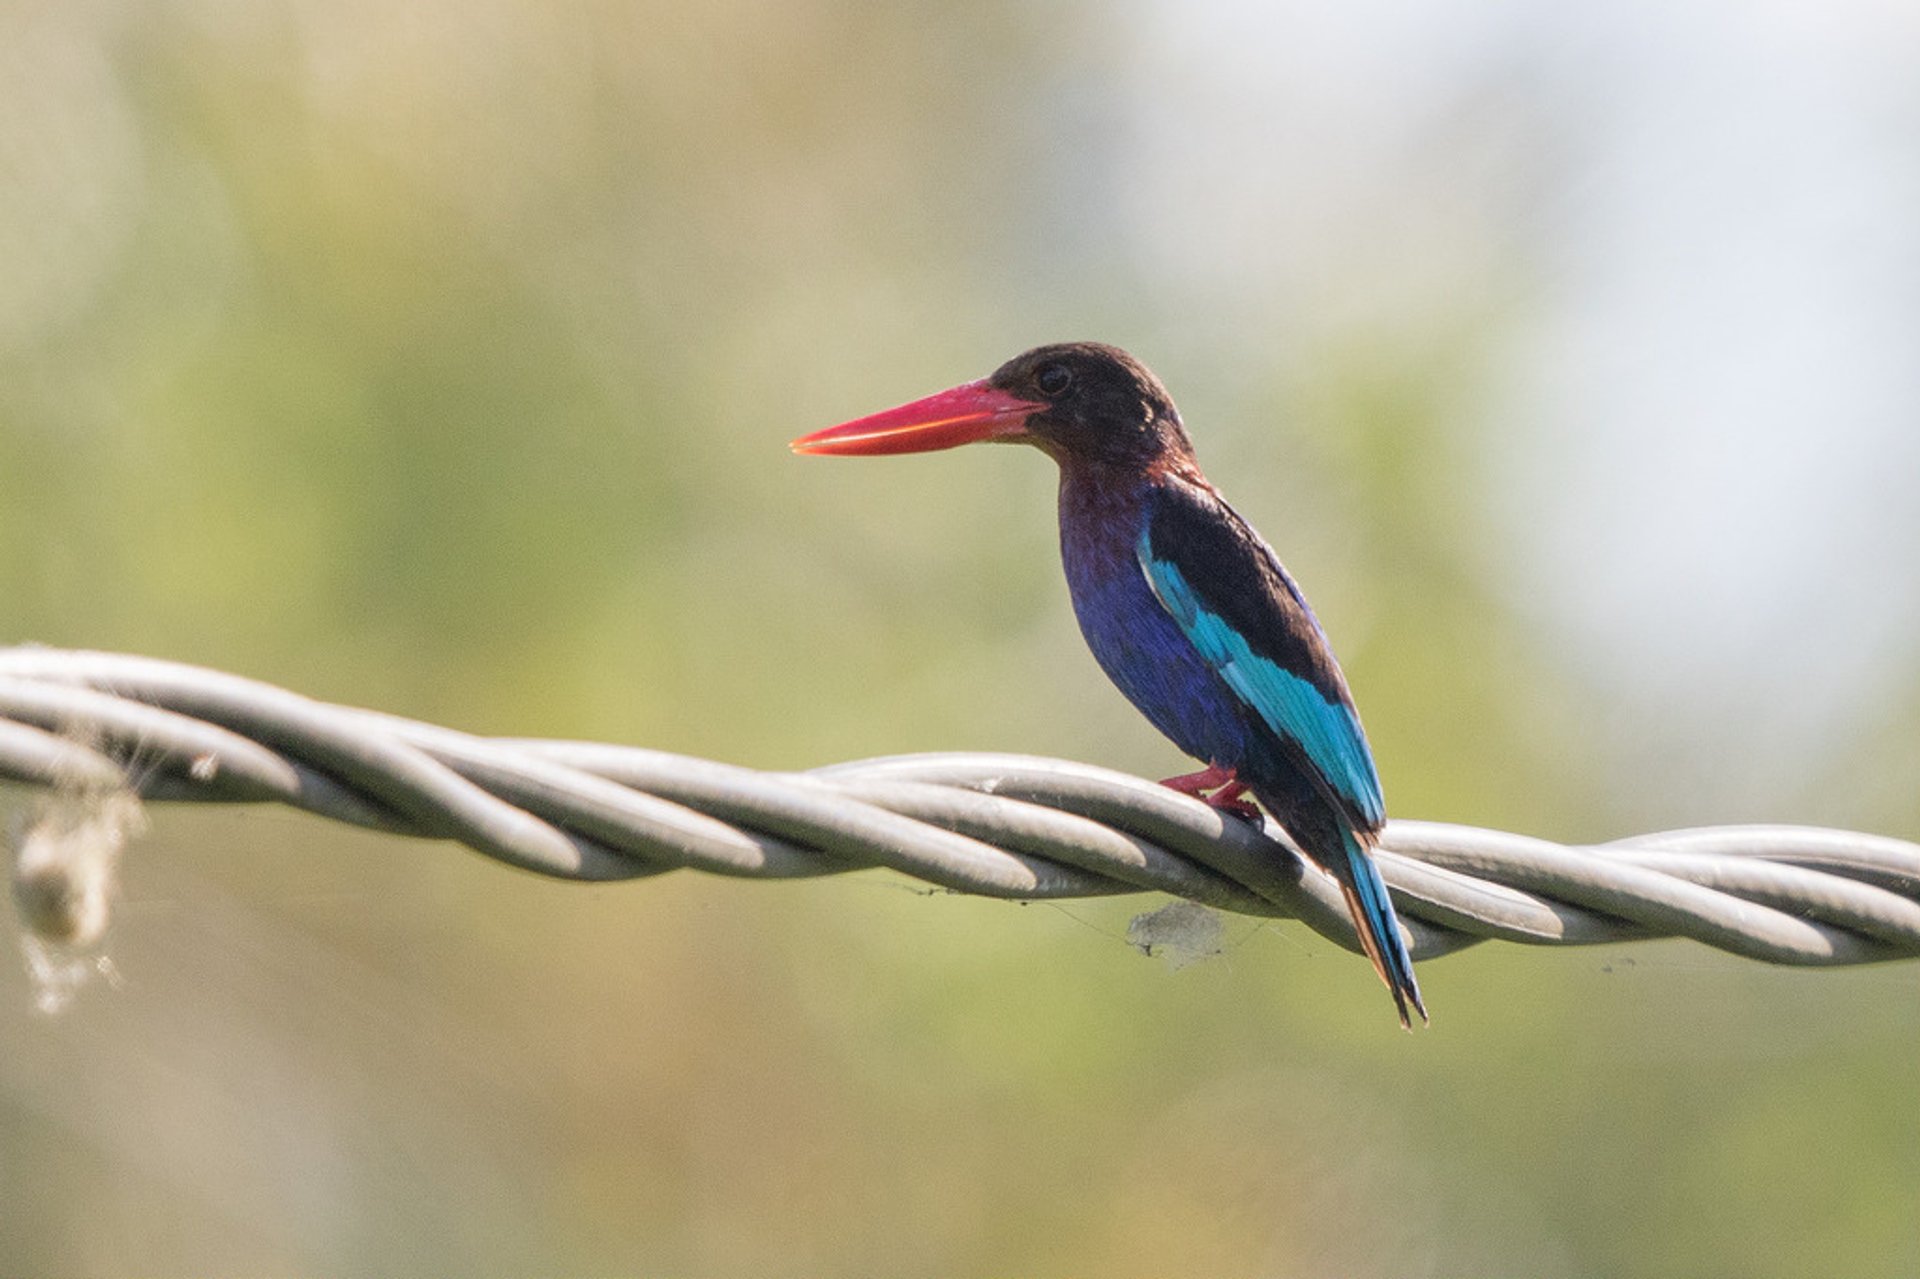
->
[[1, 647, 1917, 966]]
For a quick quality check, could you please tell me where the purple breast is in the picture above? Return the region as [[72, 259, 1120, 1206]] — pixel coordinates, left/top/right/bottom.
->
[[1056, 473, 1253, 770]]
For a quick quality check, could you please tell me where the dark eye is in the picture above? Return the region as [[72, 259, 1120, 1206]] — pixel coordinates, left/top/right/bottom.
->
[[1035, 362, 1073, 396]]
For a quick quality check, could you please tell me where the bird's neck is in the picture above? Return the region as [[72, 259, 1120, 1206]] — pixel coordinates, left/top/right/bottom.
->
[[1056, 452, 1208, 583], [1058, 457, 1140, 531], [1057, 449, 1206, 521]]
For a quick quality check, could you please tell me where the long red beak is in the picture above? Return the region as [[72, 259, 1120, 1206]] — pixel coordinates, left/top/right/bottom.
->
[[790, 379, 1045, 456]]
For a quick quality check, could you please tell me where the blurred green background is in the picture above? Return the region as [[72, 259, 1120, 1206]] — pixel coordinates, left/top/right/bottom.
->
[[3, 1, 1918, 1274]]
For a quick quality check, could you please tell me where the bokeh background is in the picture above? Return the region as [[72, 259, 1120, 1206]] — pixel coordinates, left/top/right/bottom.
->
[[4, 1, 1919, 1274]]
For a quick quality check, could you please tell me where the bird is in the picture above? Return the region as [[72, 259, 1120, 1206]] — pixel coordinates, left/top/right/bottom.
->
[[790, 342, 1425, 1027]]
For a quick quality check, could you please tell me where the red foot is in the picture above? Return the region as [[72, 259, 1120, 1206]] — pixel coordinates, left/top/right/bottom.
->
[[1159, 764, 1262, 820]]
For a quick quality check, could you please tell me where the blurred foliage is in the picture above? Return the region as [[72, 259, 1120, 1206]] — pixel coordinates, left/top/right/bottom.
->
[[2, 2, 1918, 1276]]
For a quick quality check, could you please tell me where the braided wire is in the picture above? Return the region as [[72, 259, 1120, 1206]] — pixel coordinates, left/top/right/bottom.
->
[[2, 647, 1917, 965]]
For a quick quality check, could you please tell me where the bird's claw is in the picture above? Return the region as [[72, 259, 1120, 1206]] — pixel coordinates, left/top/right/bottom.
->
[[1212, 795, 1262, 820], [1159, 766, 1262, 821]]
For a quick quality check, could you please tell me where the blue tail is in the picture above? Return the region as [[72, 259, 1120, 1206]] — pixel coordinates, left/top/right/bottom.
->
[[1339, 828, 1427, 1029]]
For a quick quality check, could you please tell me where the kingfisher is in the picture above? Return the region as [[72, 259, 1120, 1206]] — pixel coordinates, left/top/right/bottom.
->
[[791, 343, 1425, 1027]]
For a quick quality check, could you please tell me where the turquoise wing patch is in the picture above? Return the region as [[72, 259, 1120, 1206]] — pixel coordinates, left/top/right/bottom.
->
[[1137, 528, 1385, 827]]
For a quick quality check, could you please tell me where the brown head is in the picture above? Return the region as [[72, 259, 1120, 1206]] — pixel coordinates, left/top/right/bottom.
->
[[791, 342, 1197, 473]]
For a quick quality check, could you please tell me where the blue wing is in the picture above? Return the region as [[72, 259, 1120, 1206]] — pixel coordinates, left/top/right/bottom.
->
[[1135, 482, 1385, 830]]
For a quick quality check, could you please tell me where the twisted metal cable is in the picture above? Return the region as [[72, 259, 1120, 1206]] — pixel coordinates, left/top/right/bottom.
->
[[2, 647, 1918, 966]]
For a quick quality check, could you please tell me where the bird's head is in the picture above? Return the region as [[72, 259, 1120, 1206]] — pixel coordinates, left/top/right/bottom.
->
[[791, 342, 1195, 470]]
